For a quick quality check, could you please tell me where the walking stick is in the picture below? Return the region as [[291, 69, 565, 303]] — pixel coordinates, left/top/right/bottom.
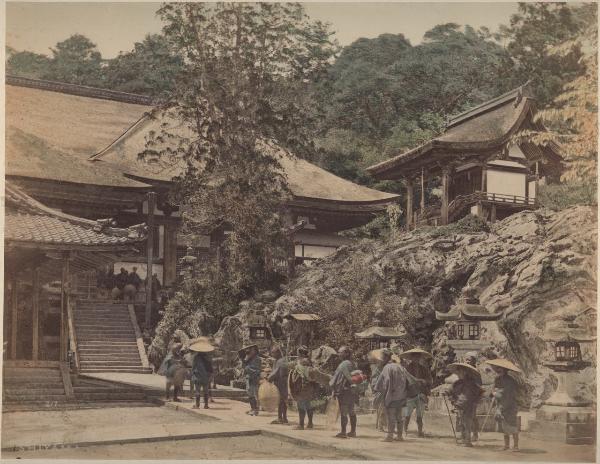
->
[[480, 397, 496, 433], [442, 394, 458, 443]]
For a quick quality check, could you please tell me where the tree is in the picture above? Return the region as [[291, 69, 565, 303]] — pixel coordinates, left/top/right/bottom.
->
[[145, 3, 337, 295], [104, 34, 184, 97], [517, 3, 598, 183], [6, 47, 52, 79], [498, 2, 585, 107], [44, 34, 104, 86]]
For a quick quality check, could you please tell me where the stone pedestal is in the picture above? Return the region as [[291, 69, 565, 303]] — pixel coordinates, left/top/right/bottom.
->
[[529, 371, 596, 444], [528, 404, 596, 445]]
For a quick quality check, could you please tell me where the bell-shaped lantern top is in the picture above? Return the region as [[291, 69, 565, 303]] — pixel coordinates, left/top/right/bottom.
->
[[436, 286, 503, 322]]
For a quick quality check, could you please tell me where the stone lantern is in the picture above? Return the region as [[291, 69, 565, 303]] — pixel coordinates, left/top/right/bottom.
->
[[178, 246, 198, 279], [435, 286, 503, 358], [529, 315, 596, 444], [355, 307, 407, 351]]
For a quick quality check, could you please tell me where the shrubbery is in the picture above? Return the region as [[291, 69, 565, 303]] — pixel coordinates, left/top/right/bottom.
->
[[537, 182, 597, 211]]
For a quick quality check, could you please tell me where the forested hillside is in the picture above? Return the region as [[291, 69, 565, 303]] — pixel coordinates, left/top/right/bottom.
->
[[7, 3, 593, 190]]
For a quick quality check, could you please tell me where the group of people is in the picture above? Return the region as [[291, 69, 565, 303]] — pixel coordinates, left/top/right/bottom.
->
[[98, 267, 162, 302], [163, 339, 522, 450], [160, 335, 215, 408]]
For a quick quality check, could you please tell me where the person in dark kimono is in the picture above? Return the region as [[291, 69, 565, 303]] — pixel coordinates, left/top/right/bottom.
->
[[241, 344, 262, 416], [330, 346, 357, 438], [489, 361, 520, 451], [191, 348, 213, 409], [464, 352, 481, 441], [401, 350, 433, 437], [373, 348, 410, 442], [448, 363, 483, 447], [370, 352, 385, 432], [267, 345, 289, 425], [289, 346, 320, 430], [164, 343, 188, 402]]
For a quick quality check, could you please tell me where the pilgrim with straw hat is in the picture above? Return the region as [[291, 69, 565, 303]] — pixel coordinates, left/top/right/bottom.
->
[[399, 348, 433, 437], [446, 362, 484, 447], [188, 337, 215, 409], [485, 358, 522, 451]]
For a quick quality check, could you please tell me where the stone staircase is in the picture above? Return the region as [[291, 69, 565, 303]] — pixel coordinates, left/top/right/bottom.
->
[[74, 299, 152, 374], [2, 367, 69, 411], [2, 367, 158, 412]]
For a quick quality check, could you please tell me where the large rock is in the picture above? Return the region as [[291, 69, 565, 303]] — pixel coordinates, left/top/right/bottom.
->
[[213, 206, 597, 406]]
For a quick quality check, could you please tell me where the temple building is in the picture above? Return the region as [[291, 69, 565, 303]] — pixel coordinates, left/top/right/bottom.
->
[[367, 83, 563, 228], [6, 75, 398, 288], [3, 182, 150, 409]]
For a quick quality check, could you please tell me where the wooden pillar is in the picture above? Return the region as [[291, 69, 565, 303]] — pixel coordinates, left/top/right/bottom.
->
[[481, 162, 488, 193], [60, 254, 70, 362], [32, 269, 40, 361], [420, 168, 425, 213], [441, 167, 451, 225], [534, 161, 540, 199], [284, 211, 296, 280], [145, 192, 156, 331], [406, 178, 414, 229], [491, 204, 497, 223], [10, 276, 18, 359], [162, 223, 178, 286]]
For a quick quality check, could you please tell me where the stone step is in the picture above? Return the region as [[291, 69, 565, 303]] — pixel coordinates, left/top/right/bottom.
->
[[74, 392, 147, 401], [79, 367, 153, 374], [2, 401, 158, 413], [79, 351, 141, 357], [74, 318, 132, 323], [76, 330, 136, 336], [79, 359, 142, 365], [3, 375, 63, 383], [3, 387, 66, 395], [78, 335, 137, 340], [3, 392, 67, 403]]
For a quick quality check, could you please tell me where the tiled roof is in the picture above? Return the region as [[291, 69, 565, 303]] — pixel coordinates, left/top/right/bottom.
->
[[5, 183, 145, 249]]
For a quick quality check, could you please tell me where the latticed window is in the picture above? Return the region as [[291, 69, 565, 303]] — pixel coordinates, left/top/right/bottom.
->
[[250, 327, 268, 340], [456, 324, 465, 339], [555, 341, 581, 361], [468, 323, 480, 340]]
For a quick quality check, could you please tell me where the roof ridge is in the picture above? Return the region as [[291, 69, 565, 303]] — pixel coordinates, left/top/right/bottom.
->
[[447, 81, 533, 128], [6, 75, 154, 106]]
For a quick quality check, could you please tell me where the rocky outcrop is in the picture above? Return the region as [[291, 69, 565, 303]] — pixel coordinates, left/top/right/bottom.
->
[[214, 207, 596, 406]]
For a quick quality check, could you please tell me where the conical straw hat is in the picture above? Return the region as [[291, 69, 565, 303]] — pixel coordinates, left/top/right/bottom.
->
[[447, 362, 481, 378], [188, 340, 215, 353], [399, 348, 433, 358], [485, 358, 522, 373]]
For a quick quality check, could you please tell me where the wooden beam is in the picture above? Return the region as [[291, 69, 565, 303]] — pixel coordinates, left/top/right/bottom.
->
[[32, 269, 40, 361], [420, 168, 425, 213], [10, 277, 18, 360], [406, 179, 414, 229], [481, 162, 488, 192], [145, 192, 157, 331], [60, 253, 70, 363], [441, 167, 451, 225]]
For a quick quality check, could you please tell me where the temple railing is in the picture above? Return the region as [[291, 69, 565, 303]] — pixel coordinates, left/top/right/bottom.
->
[[413, 191, 537, 228]]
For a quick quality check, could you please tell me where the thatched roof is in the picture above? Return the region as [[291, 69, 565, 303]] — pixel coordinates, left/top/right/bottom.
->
[[93, 112, 398, 205], [6, 78, 150, 189], [367, 83, 560, 179], [7, 77, 397, 208], [5, 182, 145, 250]]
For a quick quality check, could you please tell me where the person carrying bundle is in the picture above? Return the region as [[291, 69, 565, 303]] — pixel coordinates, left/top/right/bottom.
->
[[373, 348, 410, 442], [288, 345, 321, 430], [447, 362, 484, 447], [400, 348, 433, 438], [267, 345, 289, 425], [330, 346, 359, 439], [486, 358, 522, 452], [189, 338, 215, 409], [240, 344, 262, 416]]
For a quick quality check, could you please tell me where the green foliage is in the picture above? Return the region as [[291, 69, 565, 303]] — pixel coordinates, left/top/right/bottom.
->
[[148, 265, 242, 366], [537, 181, 597, 211], [45, 34, 104, 86], [146, 3, 337, 294], [428, 214, 490, 238], [6, 48, 51, 79], [498, 2, 586, 106], [516, 4, 598, 182], [104, 34, 184, 97]]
